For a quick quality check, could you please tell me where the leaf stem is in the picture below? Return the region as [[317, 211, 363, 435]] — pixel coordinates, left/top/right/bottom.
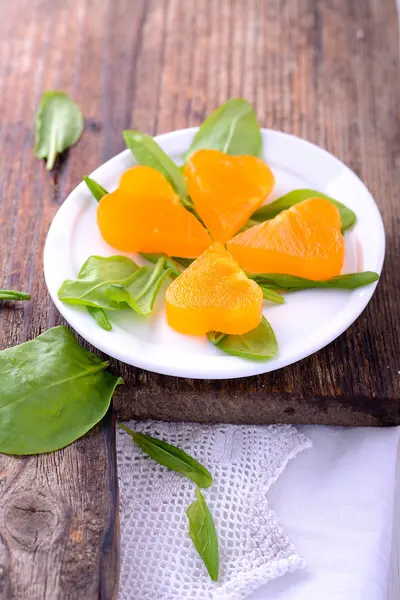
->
[[0, 290, 31, 301]]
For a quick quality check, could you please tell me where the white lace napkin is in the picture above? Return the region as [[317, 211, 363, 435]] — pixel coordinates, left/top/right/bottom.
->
[[116, 421, 312, 600]]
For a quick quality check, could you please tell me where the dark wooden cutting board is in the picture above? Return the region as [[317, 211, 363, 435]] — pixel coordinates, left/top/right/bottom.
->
[[0, 0, 399, 597]]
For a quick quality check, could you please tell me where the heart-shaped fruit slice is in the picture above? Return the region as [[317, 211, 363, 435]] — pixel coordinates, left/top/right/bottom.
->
[[165, 243, 263, 335], [97, 166, 211, 257], [184, 149, 275, 243], [227, 197, 345, 280]]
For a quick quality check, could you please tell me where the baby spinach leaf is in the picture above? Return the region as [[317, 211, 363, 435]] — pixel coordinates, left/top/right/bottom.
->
[[0, 326, 122, 455], [0, 290, 31, 301], [35, 91, 84, 170], [184, 98, 262, 160], [186, 488, 219, 581], [259, 286, 285, 304], [251, 189, 356, 232], [87, 306, 112, 331], [123, 130, 188, 199], [140, 253, 182, 279], [207, 331, 228, 345], [120, 424, 213, 488], [249, 271, 379, 291], [107, 258, 171, 316], [210, 316, 278, 361], [58, 255, 139, 310], [83, 176, 108, 201], [171, 257, 195, 269]]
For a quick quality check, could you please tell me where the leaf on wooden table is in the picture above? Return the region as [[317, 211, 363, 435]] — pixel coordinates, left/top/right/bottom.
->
[[0, 326, 123, 455], [35, 91, 84, 170]]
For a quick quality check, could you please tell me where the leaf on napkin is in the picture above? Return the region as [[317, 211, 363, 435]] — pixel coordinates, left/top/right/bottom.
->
[[119, 424, 213, 488], [186, 488, 219, 581]]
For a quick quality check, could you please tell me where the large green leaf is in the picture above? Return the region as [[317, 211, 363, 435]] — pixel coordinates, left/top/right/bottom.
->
[[251, 189, 356, 232], [58, 255, 139, 310], [0, 326, 122, 455], [186, 488, 219, 581], [107, 258, 171, 316], [120, 424, 212, 488], [249, 271, 379, 291], [35, 91, 84, 170], [183, 98, 262, 160]]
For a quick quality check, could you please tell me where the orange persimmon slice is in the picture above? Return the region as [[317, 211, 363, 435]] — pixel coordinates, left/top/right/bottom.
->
[[97, 166, 211, 257], [184, 149, 275, 243], [165, 242, 263, 335], [227, 198, 345, 280]]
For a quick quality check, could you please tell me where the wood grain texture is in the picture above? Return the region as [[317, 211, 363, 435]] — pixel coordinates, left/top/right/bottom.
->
[[0, 0, 399, 597]]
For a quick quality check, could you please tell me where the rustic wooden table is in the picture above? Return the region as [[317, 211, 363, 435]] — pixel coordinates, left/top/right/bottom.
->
[[0, 0, 399, 598]]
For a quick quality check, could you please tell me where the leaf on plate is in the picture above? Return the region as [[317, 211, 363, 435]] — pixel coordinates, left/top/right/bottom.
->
[[186, 488, 219, 581], [123, 130, 188, 199], [87, 306, 112, 331], [107, 258, 171, 316], [0, 290, 31, 301], [207, 331, 227, 345], [83, 176, 108, 201], [171, 256, 195, 269], [250, 189, 356, 232], [119, 424, 213, 488], [58, 255, 139, 310], [35, 91, 84, 170], [140, 253, 182, 279], [0, 326, 123, 455], [209, 316, 278, 361], [259, 286, 285, 304], [248, 271, 380, 291], [183, 98, 262, 160]]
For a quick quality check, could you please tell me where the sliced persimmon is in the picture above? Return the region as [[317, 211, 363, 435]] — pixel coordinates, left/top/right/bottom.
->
[[227, 198, 345, 280], [165, 243, 263, 335], [97, 166, 211, 257], [184, 149, 275, 243]]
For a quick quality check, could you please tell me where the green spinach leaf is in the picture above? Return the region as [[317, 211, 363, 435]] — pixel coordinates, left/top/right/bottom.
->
[[183, 98, 262, 160], [207, 331, 228, 345], [120, 424, 212, 488], [87, 306, 112, 331], [251, 189, 356, 232], [123, 130, 188, 199], [0, 290, 31, 301], [140, 253, 182, 279], [249, 271, 379, 291], [35, 91, 84, 170], [209, 316, 278, 361], [0, 326, 122, 455], [186, 488, 219, 581], [58, 255, 139, 310], [260, 286, 285, 304], [107, 258, 171, 316], [171, 257, 195, 269], [83, 176, 108, 201]]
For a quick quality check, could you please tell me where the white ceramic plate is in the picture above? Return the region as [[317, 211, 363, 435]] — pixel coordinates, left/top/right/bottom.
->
[[44, 128, 385, 379]]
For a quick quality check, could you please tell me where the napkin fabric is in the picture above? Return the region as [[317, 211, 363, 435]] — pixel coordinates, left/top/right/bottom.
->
[[117, 421, 312, 600]]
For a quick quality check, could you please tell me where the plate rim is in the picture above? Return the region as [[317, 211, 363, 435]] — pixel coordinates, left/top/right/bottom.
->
[[44, 127, 386, 379]]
